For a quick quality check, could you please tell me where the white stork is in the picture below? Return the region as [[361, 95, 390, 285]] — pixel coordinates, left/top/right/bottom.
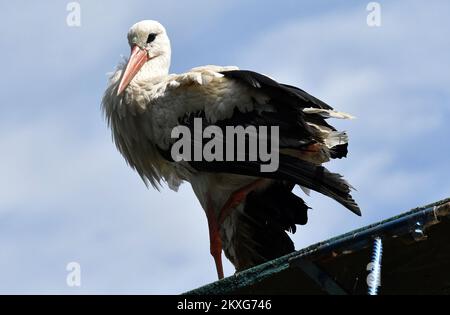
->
[[102, 20, 360, 280]]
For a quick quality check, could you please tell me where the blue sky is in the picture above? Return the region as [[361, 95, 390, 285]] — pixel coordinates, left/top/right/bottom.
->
[[0, 0, 449, 294]]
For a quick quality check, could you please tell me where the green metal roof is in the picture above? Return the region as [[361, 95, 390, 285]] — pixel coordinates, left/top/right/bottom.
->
[[186, 198, 450, 295]]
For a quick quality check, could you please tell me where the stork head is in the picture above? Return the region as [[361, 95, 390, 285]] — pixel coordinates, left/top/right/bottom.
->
[[117, 20, 171, 95]]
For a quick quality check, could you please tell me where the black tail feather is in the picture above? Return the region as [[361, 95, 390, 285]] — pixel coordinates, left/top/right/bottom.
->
[[189, 154, 361, 216], [230, 182, 308, 271], [276, 155, 361, 216]]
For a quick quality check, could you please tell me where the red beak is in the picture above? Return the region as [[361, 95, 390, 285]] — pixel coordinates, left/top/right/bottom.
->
[[117, 45, 149, 96]]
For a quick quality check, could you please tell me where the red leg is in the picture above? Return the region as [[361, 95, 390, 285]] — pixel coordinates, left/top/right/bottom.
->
[[205, 179, 266, 279], [206, 194, 224, 280], [218, 179, 267, 225]]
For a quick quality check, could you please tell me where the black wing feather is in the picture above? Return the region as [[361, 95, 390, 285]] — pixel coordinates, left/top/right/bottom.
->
[[189, 155, 360, 216], [159, 70, 360, 215], [221, 70, 333, 110], [229, 182, 309, 271]]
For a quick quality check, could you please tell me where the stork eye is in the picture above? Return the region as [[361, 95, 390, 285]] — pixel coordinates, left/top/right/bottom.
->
[[146, 33, 157, 43]]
